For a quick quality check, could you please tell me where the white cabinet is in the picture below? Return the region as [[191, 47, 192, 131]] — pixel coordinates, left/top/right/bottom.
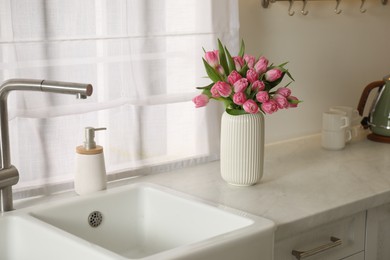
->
[[274, 212, 366, 260], [365, 202, 390, 260]]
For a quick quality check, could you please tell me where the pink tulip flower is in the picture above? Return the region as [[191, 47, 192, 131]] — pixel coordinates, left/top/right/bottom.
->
[[243, 100, 259, 114], [228, 70, 242, 85], [215, 65, 225, 75], [210, 85, 220, 98], [233, 56, 245, 71], [251, 80, 265, 92], [288, 96, 299, 108], [233, 92, 247, 105], [244, 54, 256, 69], [246, 69, 258, 84], [256, 91, 269, 103], [192, 94, 209, 108], [273, 94, 289, 109], [211, 81, 232, 98], [233, 78, 249, 93], [254, 56, 269, 75], [276, 87, 291, 97], [265, 68, 282, 82], [205, 50, 219, 68], [261, 100, 279, 114]]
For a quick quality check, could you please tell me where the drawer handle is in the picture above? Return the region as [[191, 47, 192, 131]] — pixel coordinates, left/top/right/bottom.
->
[[291, 236, 342, 259]]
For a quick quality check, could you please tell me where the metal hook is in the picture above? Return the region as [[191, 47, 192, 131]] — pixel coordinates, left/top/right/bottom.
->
[[360, 0, 367, 12], [335, 0, 342, 14], [301, 0, 309, 15], [288, 0, 295, 16]]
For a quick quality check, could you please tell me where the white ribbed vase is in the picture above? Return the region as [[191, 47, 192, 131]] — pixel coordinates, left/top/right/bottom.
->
[[220, 112, 264, 186]]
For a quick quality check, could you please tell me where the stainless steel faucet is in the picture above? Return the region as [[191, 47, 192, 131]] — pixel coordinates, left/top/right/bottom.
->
[[0, 79, 93, 212]]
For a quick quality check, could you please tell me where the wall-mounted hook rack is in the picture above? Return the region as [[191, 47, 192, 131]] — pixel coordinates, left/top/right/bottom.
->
[[261, 0, 387, 14]]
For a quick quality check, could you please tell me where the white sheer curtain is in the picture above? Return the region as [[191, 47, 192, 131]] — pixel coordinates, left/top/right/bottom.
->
[[0, 0, 239, 196]]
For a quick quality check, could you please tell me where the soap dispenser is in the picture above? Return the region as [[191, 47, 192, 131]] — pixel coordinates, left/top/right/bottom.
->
[[75, 127, 107, 195]]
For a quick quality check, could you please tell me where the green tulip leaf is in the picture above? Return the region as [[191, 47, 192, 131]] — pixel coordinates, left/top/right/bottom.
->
[[289, 99, 302, 104], [239, 63, 249, 77], [202, 88, 212, 97], [202, 58, 222, 82], [238, 39, 245, 58], [217, 39, 229, 76], [225, 47, 235, 74], [286, 70, 294, 81], [196, 83, 213, 90], [226, 108, 248, 116], [278, 61, 289, 68]]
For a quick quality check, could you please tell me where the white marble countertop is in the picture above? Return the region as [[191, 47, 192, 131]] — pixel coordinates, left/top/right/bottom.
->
[[13, 134, 390, 241]]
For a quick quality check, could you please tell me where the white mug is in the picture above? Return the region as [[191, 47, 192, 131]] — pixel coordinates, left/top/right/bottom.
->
[[329, 106, 360, 126], [321, 129, 352, 150], [322, 111, 350, 131]]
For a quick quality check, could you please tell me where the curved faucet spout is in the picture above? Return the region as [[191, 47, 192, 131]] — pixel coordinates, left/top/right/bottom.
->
[[0, 79, 93, 101], [0, 78, 93, 212]]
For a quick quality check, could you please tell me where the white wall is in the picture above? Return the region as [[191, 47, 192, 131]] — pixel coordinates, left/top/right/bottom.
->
[[239, 0, 390, 143]]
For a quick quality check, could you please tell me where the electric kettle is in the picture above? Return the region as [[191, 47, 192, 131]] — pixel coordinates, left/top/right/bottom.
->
[[358, 74, 390, 143]]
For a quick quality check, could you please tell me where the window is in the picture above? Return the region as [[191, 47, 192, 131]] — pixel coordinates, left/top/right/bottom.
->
[[0, 0, 239, 197]]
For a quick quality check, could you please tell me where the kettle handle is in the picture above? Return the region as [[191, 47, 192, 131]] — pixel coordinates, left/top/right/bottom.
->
[[357, 80, 385, 116]]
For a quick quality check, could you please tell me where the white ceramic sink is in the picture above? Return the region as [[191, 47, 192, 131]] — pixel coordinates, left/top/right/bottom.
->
[[0, 215, 115, 260], [31, 183, 275, 260]]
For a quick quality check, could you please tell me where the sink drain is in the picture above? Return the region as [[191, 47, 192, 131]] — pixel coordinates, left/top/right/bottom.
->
[[88, 211, 103, 227]]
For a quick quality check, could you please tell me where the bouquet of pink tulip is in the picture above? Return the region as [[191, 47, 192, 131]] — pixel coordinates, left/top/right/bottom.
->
[[193, 39, 301, 115]]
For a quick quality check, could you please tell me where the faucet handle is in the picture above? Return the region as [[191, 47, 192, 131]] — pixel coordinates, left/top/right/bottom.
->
[[84, 127, 107, 150]]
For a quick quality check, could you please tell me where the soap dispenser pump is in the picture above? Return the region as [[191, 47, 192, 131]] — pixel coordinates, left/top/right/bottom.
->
[[75, 127, 107, 195]]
